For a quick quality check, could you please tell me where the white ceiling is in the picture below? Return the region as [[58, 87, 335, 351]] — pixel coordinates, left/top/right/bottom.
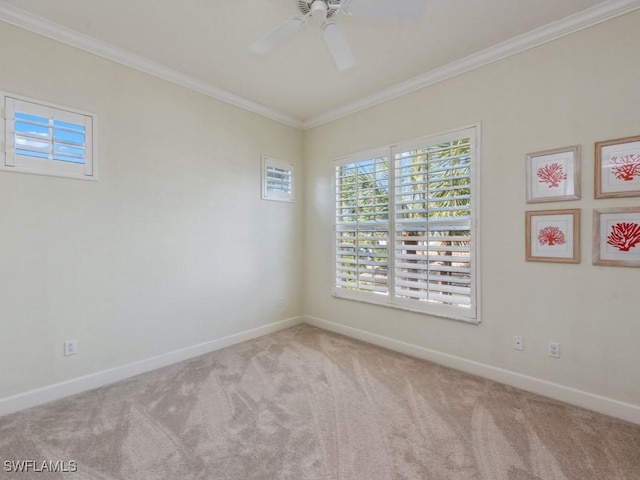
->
[[0, 0, 637, 128]]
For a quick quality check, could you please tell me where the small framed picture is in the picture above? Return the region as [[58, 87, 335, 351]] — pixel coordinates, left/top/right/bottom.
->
[[526, 145, 580, 203], [593, 207, 640, 267], [526, 209, 580, 263], [595, 135, 640, 198]]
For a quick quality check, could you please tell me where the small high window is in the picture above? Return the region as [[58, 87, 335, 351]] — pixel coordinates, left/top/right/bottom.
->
[[262, 155, 294, 202], [2, 93, 96, 180]]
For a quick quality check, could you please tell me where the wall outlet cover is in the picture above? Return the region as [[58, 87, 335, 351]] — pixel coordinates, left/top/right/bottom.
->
[[548, 341, 560, 358], [64, 340, 78, 356]]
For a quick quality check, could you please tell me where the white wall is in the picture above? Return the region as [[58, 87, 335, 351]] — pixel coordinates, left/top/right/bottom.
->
[[2, 9, 639, 416], [303, 10, 640, 407], [0, 22, 303, 398]]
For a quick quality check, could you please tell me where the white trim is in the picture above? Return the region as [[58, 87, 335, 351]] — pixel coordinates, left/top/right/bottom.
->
[[303, 315, 640, 425], [0, 316, 303, 417], [3, 314, 638, 425], [302, 0, 640, 129], [0, 1, 303, 130], [1, 1, 638, 131]]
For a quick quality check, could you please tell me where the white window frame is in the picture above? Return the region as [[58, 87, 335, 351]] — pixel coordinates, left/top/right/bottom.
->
[[262, 155, 295, 202], [333, 125, 481, 323], [1, 92, 97, 180]]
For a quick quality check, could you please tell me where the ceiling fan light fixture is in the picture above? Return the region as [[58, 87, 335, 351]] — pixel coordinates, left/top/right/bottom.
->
[[253, 0, 422, 71]]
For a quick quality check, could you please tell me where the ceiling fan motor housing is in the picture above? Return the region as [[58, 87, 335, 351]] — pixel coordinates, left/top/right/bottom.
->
[[297, 1, 339, 19]]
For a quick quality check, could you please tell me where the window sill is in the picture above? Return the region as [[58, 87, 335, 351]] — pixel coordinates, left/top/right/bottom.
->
[[331, 292, 481, 325]]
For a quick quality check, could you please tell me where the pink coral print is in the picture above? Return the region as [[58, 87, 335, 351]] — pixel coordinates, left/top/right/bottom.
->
[[537, 163, 567, 188], [538, 226, 566, 246], [606, 222, 640, 252], [609, 154, 640, 181]]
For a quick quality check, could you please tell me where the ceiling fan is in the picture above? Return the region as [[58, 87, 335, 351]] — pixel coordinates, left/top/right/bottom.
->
[[250, 0, 426, 71]]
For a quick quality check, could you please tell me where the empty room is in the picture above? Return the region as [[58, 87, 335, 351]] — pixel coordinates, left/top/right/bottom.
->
[[1, 0, 639, 478]]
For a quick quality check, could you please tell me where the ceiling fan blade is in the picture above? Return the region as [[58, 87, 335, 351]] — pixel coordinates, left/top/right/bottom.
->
[[250, 15, 307, 54], [322, 21, 355, 71], [342, 0, 426, 20]]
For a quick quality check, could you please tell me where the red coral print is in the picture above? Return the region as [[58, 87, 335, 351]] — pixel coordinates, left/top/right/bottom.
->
[[606, 222, 640, 252], [610, 154, 640, 181], [538, 226, 566, 246], [537, 163, 567, 188]]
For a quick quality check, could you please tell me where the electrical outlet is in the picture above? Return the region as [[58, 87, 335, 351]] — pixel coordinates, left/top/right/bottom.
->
[[277, 297, 285, 308], [64, 340, 78, 356], [513, 335, 524, 351], [548, 341, 560, 358]]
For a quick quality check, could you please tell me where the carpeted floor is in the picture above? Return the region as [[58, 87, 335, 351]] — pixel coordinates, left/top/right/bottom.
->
[[1, 324, 639, 479]]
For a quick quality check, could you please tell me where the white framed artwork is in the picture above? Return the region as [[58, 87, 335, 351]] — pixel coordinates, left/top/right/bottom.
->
[[526, 145, 580, 203], [525, 209, 580, 263]]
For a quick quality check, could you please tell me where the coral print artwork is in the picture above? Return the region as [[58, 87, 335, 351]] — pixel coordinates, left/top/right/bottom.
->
[[609, 154, 640, 182], [607, 222, 640, 252], [594, 208, 640, 267], [526, 146, 580, 203], [538, 226, 566, 246], [595, 135, 640, 198], [526, 210, 580, 263], [537, 163, 567, 188]]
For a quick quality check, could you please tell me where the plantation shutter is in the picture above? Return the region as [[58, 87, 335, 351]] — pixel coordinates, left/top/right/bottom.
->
[[334, 152, 390, 298], [4, 96, 93, 177], [262, 156, 294, 202], [266, 165, 292, 195], [333, 126, 478, 322], [393, 131, 475, 317]]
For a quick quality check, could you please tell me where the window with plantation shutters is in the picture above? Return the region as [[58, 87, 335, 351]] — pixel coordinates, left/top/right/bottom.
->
[[334, 126, 479, 322], [335, 151, 390, 295], [2, 93, 96, 180], [262, 155, 295, 202], [393, 133, 474, 318]]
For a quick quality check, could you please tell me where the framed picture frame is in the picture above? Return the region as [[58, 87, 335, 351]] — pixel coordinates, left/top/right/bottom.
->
[[594, 135, 640, 198], [526, 145, 580, 203], [525, 209, 580, 263], [593, 207, 640, 267]]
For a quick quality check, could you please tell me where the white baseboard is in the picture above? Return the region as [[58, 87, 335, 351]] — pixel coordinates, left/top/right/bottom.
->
[[304, 315, 640, 425], [5, 315, 638, 425], [0, 316, 304, 417]]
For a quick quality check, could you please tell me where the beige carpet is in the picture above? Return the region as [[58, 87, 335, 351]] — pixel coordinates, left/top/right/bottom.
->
[[1, 325, 639, 479]]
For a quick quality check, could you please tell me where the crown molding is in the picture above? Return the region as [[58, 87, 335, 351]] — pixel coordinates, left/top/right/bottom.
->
[[0, 1, 304, 130], [302, 0, 640, 129], [1, 0, 638, 131]]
